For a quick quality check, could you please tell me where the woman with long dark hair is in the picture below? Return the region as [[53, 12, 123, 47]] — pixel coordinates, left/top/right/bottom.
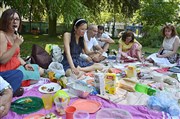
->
[[61, 18, 103, 77]]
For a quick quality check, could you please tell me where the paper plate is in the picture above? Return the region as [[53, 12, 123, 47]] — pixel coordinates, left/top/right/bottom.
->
[[71, 99, 101, 113], [38, 82, 61, 93], [23, 113, 45, 119], [11, 96, 43, 114]]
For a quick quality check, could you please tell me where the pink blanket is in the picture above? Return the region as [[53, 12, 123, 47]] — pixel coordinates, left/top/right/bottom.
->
[[3, 84, 168, 119]]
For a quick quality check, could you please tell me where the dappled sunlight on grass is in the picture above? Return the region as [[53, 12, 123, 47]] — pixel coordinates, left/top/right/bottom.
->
[[21, 34, 63, 57], [21, 34, 180, 58]]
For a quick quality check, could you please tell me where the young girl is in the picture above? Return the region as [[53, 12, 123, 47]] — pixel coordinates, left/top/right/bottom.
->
[[118, 31, 143, 62], [61, 18, 103, 77], [147, 24, 180, 66]]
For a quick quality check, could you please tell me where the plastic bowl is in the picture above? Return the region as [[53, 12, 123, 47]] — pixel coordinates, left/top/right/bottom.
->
[[96, 108, 132, 119], [73, 110, 89, 119], [66, 82, 93, 98]]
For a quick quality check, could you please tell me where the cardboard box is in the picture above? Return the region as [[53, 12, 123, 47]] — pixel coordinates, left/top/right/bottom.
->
[[105, 73, 116, 94]]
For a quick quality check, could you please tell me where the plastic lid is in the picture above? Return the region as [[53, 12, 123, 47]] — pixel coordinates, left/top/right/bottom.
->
[[96, 108, 132, 119], [73, 110, 89, 119]]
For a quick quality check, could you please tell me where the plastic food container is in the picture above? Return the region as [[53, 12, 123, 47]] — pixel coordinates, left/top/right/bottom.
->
[[96, 108, 132, 119], [73, 110, 89, 119], [66, 82, 93, 98]]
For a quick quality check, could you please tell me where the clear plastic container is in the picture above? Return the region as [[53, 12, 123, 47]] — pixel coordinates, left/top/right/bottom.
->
[[73, 110, 89, 119], [96, 108, 132, 119], [116, 48, 121, 63]]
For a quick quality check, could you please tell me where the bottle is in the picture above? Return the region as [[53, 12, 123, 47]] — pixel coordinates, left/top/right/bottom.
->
[[116, 48, 121, 63], [177, 56, 180, 66], [135, 83, 156, 96]]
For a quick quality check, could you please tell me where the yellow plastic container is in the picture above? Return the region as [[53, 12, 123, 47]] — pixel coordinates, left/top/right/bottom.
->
[[126, 66, 137, 78]]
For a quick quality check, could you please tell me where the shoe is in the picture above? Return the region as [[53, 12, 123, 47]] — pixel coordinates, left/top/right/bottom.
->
[[13, 87, 24, 97]]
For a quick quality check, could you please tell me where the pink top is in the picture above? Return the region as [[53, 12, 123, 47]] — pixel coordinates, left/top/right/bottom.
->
[[0, 39, 21, 71]]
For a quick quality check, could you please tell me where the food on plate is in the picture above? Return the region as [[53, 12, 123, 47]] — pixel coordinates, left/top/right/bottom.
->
[[41, 86, 47, 90], [39, 113, 60, 119], [47, 87, 54, 92], [24, 98, 33, 103], [41, 86, 54, 92]]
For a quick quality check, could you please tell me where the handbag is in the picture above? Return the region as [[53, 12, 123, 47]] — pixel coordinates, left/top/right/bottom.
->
[[30, 44, 52, 69]]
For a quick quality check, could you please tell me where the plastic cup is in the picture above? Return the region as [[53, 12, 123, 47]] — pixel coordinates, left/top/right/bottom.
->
[[73, 110, 89, 119], [54, 97, 69, 115], [42, 94, 53, 110], [65, 106, 76, 119]]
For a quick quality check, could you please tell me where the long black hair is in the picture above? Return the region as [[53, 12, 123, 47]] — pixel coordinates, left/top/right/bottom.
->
[[70, 18, 87, 49]]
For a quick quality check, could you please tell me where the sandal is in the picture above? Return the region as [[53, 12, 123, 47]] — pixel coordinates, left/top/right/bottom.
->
[[13, 87, 24, 97]]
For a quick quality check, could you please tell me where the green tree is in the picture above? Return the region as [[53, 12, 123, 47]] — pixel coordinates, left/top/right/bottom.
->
[[84, 0, 140, 37], [3, 0, 140, 36], [137, 0, 179, 47], [138, 0, 179, 26], [3, 0, 88, 36]]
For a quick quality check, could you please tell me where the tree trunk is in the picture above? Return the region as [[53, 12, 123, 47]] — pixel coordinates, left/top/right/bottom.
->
[[29, 0, 33, 33], [48, 14, 57, 36]]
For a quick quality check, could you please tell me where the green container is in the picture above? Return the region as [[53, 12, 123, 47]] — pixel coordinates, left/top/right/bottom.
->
[[135, 83, 156, 96]]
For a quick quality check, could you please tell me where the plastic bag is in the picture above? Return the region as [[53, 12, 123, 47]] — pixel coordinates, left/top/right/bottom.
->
[[45, 44, 58, 55], [147, 91, 180, 116], [48, 62, 65, 75]]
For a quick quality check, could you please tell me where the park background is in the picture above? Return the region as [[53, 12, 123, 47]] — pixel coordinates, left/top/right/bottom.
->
[[0, 0, 180, 57]]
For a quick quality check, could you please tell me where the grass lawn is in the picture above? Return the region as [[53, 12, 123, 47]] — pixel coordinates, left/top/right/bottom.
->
[[21, 34, 159, 58]]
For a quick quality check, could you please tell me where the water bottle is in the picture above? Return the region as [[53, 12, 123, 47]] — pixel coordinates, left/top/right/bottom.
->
[[116, 48, 121, 63], [135, 83, 156, 96], [177, 56, 180, 66]]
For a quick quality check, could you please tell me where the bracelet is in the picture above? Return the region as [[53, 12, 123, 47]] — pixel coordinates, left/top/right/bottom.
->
[[23, 63, 28, 68], [0, 85, 12, 95]]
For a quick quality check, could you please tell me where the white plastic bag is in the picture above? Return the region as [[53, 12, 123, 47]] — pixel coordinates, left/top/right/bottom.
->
[[48, 62, 65, 75]]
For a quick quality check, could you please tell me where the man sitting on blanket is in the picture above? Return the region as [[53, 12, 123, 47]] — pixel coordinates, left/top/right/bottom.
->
[[96, 25, 114, 53], [80, 24, 107, 63]]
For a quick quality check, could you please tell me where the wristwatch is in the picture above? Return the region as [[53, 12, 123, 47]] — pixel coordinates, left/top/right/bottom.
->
[[0, 85, 12, 95]]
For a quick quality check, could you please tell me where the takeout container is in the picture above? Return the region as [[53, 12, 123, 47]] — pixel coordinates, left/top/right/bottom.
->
[[96, 108, 132, 119], [66, 82, 93, 98]]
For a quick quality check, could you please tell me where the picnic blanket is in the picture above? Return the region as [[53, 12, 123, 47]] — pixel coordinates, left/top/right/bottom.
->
[[2, 80, 166, 119], [3, 59, 180, 119], [2, 77, 178, 119]]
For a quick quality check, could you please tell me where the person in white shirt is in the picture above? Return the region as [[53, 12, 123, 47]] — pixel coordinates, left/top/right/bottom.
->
[[0, 77, 12, 118], [96, 25, 114, 52], [0, 70, 24, 118], [81, 24, 107, 62]]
